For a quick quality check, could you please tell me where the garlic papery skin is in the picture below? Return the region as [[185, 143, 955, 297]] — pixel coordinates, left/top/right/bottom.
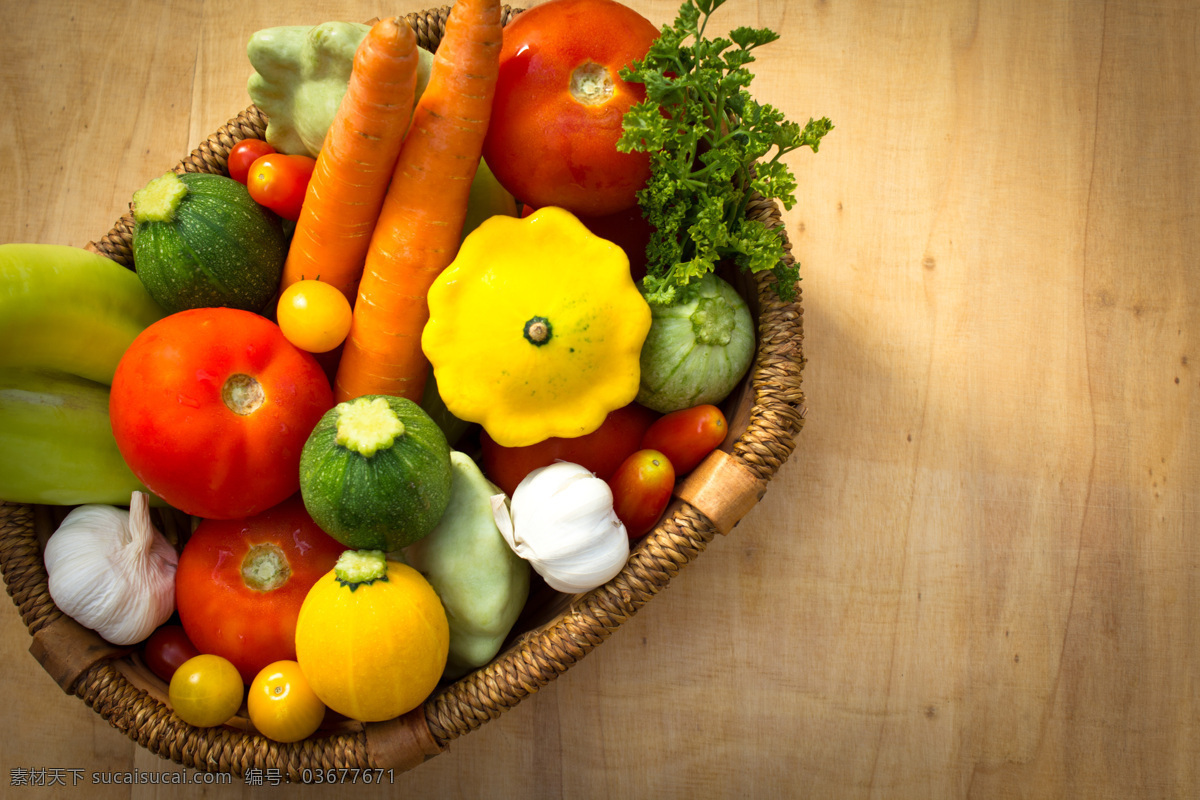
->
[[43, 491, 178, 646], [491, 462, 629, 594]]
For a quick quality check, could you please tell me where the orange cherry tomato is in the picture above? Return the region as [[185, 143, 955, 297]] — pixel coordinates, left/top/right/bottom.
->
[[608, 448, 675, 539], [247, 153, 316, 221], [168, 654, 244, 728], [226, 139, 276, 184], [248, 660, 326, 743], [276, 280, 353, 353], [640, 404, 728, 476]]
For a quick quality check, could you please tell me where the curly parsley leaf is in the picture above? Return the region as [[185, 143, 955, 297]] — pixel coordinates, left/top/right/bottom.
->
[[618, 0, 832, 306]]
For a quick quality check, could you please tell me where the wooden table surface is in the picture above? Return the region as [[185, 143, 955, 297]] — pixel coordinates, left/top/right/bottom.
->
[[2, 0, 1197, 797]]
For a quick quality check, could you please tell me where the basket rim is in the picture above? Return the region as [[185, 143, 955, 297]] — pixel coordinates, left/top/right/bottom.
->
[[0, 3, 807, 777]]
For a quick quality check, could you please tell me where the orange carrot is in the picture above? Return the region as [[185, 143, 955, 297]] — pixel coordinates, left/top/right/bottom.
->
[[281, 17, 420, 301], [333, 0, 503, 403]]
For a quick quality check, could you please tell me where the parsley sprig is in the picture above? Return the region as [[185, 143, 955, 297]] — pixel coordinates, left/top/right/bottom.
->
[[617, 0, 832, 305]]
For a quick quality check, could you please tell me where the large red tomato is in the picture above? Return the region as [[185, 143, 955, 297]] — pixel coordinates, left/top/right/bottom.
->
[[174, 495, 345, 684], [481, 402, 658, 496], [482, 0, 660, 217], [110, 307, 334, 519]]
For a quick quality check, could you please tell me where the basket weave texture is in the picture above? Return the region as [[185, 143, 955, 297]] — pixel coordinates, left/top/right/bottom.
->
[[0, 5, 807, 777]]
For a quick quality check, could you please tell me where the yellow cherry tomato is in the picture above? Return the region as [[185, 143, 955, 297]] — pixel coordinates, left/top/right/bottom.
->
[[168, 654, 244, 728], [276, 279, 353, 353], [247, 660, 326, 743]]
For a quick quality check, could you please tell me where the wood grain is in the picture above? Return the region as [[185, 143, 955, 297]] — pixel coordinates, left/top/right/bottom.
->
[[1, 0, 1197, 797]]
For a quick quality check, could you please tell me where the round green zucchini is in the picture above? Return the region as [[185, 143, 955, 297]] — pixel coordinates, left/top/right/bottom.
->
[[130, 172, 286, 313], [299, 395, 453, 551]]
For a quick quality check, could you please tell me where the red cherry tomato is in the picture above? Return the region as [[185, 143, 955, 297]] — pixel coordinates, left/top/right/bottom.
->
[[481, 402, 658, 497], [109, 307, 334, 519], [142, 624, 201, 683], [608, 448, 675, 539], [226, 139, 276, 184], [247, 153, 316, 221], [640, 404, 728, 476], [482, 0, 660, 217], [174, 495, 346, 684]]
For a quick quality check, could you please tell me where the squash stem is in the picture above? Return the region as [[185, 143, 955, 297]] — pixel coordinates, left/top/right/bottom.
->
[[335, 396, 406, 457], [691, 296, 737, 346], [131, 173, 189, 223], [334, 550, 390, 590], [523, 316, 552, 346]]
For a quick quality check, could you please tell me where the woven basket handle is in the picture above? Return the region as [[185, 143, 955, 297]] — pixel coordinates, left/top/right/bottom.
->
[[29, 615, 130, 693], [674, 449, 766, 535], [364, 708, 445, 769]]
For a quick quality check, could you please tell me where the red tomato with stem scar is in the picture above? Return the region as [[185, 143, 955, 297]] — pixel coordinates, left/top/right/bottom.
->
[[482, 0, 660, 217], [174, 495, 346, 685], [109, 307, 334, 519]]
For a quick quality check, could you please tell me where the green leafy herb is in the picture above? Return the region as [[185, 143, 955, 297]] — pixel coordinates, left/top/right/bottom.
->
[[618, 0, 832, 305]]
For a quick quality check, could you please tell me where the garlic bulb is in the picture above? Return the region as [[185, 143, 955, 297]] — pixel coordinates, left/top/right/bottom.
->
[[43, 491, 178, 646], [491, 462, 630, 594]]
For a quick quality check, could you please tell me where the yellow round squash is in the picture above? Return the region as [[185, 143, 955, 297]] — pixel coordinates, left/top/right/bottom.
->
[[294, 550, 449, 722]]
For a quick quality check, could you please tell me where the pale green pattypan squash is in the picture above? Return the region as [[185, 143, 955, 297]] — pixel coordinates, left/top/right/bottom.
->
[[247, 21, 434, 157], [402, 452, 530, 680]]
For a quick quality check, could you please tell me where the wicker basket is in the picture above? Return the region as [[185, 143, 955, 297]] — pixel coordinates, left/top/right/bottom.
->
[[0, 5, 806, 777]]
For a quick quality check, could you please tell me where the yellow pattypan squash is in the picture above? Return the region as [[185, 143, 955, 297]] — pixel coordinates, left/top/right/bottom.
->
[[422, 206, 651, 448]]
